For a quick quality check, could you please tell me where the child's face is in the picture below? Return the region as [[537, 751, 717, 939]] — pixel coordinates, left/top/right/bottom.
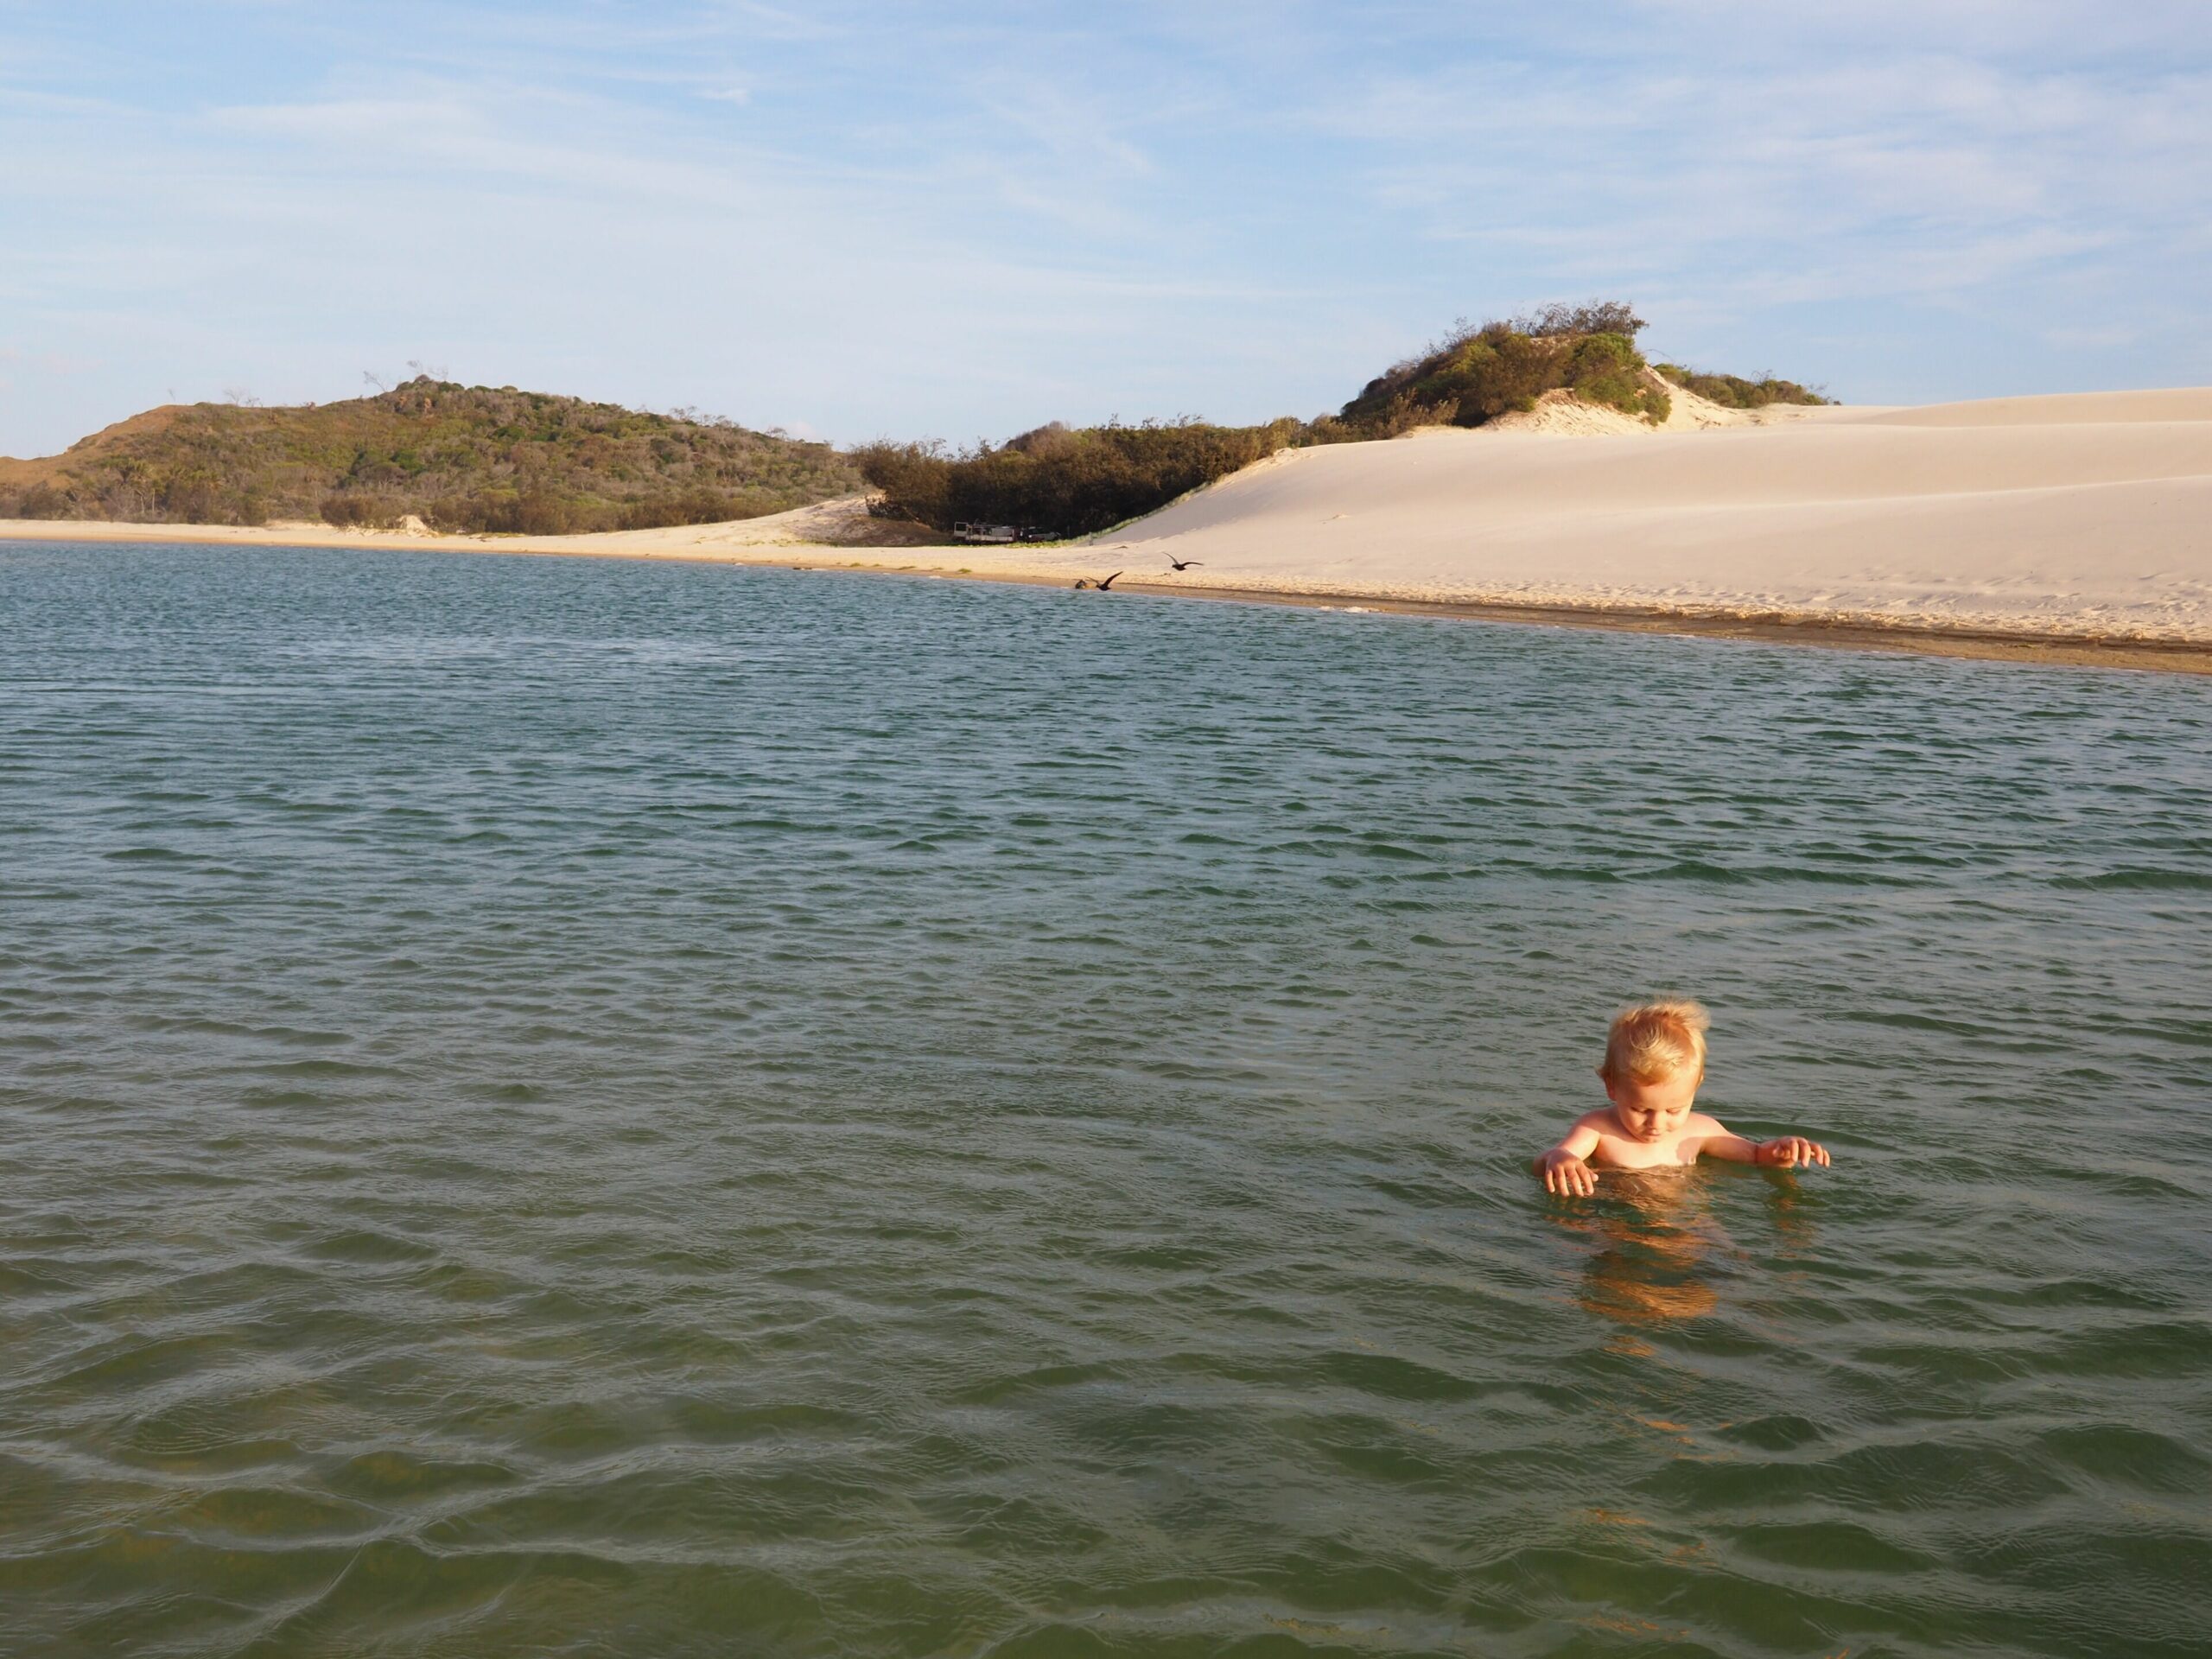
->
[[1604, 1066, 1701, 1142]]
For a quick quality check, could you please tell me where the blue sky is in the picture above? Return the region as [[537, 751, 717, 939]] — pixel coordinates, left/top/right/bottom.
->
[[3, 1, 2209, 455]]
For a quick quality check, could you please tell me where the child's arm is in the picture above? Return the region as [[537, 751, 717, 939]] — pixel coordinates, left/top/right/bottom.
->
[[1534, 1119, 1603, 1196], [1695, 1117, 1832, 1169]]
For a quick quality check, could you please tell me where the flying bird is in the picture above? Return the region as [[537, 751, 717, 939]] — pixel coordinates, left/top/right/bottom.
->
[[1164, 556, 1203, 571], [1074, 571, 1125, 591]]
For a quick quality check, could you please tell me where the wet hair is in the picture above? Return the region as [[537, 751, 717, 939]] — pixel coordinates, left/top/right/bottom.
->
[[1599, 1000, 1710, 1084]]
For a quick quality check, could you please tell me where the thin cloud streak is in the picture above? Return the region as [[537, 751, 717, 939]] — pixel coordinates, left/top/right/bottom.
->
[[0, 1, 2207, 456]]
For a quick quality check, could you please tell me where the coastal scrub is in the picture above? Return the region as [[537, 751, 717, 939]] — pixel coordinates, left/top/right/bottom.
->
[[861, 300, 1695, 536], [0, 378, 859, 531]]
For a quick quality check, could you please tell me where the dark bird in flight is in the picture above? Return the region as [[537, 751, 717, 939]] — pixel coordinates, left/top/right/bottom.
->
[[1164, 556, 1203, 571], [1074, 571, 1126, 591]]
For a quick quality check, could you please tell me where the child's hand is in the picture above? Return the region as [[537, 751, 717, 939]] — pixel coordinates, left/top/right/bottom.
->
[[1757, 1136, 1831, 1169], [1540, 1148, 1597, 1197]]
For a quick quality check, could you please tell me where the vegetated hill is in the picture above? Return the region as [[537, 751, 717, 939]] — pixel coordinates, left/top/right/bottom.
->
[[0, 378, 861, 532], [859, 301, 1827, 537]]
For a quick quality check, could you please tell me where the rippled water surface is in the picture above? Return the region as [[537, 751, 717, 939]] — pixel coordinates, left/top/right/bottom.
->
[[3, 541, 2209, 1656]]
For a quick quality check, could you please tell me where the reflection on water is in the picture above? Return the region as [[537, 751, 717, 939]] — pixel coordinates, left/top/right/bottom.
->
[[1560, 1170, 1726, 1327], [1556, 1168, 1826, 1339]]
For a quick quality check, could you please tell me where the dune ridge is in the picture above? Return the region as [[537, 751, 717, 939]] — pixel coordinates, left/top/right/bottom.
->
[[6, 388, 2208, 666], [1072, 390, 2211, 644]]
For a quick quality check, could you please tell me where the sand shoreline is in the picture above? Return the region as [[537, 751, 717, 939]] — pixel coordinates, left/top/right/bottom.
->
[[7, 514, 2208, 676], [8, 386, 2209, 675]]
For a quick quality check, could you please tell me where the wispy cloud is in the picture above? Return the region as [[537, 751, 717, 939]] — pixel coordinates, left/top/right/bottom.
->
[[0, 0, 2207, 457]]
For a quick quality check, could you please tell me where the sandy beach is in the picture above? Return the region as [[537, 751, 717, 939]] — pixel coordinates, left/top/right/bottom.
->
[[9, 387, 2209, 671]]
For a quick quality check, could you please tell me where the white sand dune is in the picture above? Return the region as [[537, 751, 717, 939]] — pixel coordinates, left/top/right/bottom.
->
[[6, 387, 2208, 659], [1063, 388, 2212, 644], [1853, 388, 2212, 428]]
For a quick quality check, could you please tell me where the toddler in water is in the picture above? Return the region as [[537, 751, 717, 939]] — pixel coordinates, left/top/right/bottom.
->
[[1534, 1001, 1831, 1197]]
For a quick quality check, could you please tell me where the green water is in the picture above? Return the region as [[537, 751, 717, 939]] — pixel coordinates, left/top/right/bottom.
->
[[3, 542, 2208, 1656]]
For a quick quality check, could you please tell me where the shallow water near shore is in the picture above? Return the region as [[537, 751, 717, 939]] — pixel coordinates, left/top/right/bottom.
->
[[3, 540, 2209, 1657]]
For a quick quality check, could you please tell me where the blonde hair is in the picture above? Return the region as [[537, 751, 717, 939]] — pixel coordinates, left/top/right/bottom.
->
[[1599, 1000, 1711, 1084]]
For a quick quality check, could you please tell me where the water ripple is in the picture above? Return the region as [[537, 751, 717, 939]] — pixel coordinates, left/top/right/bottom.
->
[[1, 543, 2208, 1655]]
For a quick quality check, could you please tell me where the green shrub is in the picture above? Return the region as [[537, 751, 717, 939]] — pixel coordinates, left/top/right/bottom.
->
[[160, 471, 228, 524], [1567, 333, 1669, 423], [1430, 329, 1563, 421], [853, 440, 957, 529], [321, 493, 404, 530], [618, 486, 779, 531], [1359, 391, 1459, 437], [857, 418, 1308, 538], [1338, 302, 1669, 432], [425, 492, 524, 534], [1654, 365, 1829, 408], [515, 491, 581, 536], [1511, 300, 1649, 339], [14, 481, 71, 518]]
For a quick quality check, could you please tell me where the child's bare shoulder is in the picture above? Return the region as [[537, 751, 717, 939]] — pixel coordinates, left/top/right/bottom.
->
[[1686, 1111, 1733, 1136]]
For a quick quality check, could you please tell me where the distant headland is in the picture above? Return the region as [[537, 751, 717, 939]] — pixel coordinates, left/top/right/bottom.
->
[[0, 381, 861, 535]]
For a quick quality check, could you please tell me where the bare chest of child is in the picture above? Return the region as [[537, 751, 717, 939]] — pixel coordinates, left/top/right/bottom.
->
[[1586, 1129, 1702, 1171]]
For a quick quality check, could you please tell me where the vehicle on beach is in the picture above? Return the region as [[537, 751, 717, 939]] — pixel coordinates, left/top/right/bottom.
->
[[952, 521, 1052, 543]]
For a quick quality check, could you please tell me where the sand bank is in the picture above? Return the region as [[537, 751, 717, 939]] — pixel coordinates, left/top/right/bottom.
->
[[7, 388, 2209, 672]]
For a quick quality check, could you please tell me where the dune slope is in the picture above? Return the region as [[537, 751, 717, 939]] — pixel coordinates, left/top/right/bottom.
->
[[1082, 389, 2212, 641]]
